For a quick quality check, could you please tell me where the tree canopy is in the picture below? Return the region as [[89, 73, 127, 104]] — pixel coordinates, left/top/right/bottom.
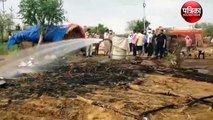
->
[[0, 11, 14, 42], [195, 22, 213, 37], [126, 20, 150, 33], [0, 12, 14, 31], [88, 24, 108, 38], [19, 0, 66, 26], [19, 0, 66, 44]]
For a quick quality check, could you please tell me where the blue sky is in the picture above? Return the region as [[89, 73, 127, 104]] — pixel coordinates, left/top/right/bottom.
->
[[3, 0, 213, 33]]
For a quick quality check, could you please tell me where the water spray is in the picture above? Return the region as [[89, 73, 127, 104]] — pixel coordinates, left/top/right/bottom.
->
[[0, 38, 102, 78]]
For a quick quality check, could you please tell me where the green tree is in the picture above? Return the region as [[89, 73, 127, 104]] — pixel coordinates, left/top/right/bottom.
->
[[97, 24, 108, 36], [19, 0, 66, 45], [205, 25, 213, 37], [126, 20, 150, 32], [195, 23, 202, 28], [88, 24, 108, 38], [0, 12, 14, 42], [195, 22, 213, 37]]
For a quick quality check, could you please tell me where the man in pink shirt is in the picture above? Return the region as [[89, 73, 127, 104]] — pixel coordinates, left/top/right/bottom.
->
[[132, 30, 138, 56], [185, 36, 192, 53]]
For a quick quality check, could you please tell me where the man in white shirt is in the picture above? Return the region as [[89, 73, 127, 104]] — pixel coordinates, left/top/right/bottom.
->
[[128, 33, 133, 52], [103, 29, 111, 57], [104, 29, 109, 40], [147, 30, 154, 58]]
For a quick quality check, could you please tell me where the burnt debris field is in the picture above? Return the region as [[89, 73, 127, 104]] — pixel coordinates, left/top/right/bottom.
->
[[0, 56, 213, 120]]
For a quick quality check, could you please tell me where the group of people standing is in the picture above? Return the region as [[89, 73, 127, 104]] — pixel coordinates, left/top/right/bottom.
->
[[128, 29, 167, 59], [84, 28, 113, 57], [84, 26, 168, 59]]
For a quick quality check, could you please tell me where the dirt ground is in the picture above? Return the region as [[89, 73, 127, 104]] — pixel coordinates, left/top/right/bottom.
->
[[181, 46, 213, 75], [0, 55, 213, 120], [0, 55, 7, 62], [182, 59, 213, 75]]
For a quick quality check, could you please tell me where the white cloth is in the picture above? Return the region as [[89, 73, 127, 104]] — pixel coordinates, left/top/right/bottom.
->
[[112, 36, 128, 50]]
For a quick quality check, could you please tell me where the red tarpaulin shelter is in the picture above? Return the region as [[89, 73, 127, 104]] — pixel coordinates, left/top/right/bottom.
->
[[169, 29, 204, 46]]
